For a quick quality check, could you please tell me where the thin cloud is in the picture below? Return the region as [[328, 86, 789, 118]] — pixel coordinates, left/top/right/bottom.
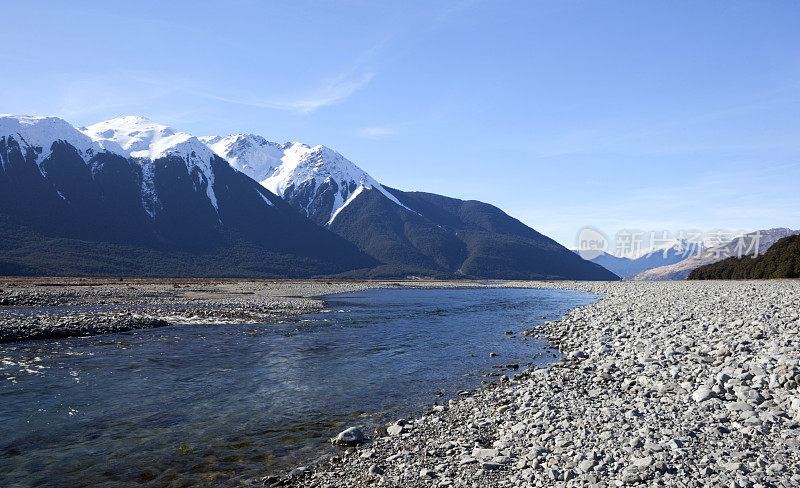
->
[[200, 71, 375, 115], [357, 126, 399, 139], [199, 26, 398, 115]]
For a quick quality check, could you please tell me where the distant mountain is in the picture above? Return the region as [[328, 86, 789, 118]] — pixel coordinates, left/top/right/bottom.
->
[[688, 234, 800, 279], [584, 244, 690, 279], [0, 115, 375, 277], [206, 134, 618, 280], [630, 228, 800, 281]]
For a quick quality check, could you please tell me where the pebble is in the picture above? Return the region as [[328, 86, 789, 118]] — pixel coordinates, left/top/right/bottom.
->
[[420, 468, 436, 478], [692, 386, 715, 402], [302, 281, 800, 487]]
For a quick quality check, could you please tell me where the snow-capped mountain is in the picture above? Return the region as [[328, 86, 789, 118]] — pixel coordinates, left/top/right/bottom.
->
[[0, 115, 104, 166], [200, 134, 284, 182], [585, 248, 687, 279], [0, 113, 618, 280], [84, 116, 220, 215], [203, 132, 617, 280], [201, 134, 408, 225], [637, 238, 702, 259], [85, 116, 214, 161], [0, 114, 374, 277]]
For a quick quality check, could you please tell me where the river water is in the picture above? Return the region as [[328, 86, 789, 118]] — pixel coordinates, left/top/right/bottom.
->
[[0, 287, 596, 487]]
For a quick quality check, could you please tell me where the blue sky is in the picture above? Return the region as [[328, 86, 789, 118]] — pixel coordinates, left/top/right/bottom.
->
[[3, 0, 799, 247]]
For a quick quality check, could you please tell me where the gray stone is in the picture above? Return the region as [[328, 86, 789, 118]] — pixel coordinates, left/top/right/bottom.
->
[[632, 455, 653, 469], [736, 387, 764, 405], [692, 386, 715, 403], [420, 468, 436, 478], [331, 427, 366, 446], [471, 448, 499, 459]]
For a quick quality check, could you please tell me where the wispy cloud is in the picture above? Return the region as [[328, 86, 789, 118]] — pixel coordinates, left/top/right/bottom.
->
[[357, 126, 399, 139], [198, 34, 389, 115], [56, 68, 377, 118], [200, 71, 376, 114]]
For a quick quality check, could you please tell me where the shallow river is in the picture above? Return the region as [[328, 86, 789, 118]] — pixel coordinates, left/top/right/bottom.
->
[[0, 287, 596, 487]]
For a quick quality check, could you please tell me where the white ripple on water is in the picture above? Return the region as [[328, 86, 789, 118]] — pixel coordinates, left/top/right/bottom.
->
[[1, 356, 50, 382]]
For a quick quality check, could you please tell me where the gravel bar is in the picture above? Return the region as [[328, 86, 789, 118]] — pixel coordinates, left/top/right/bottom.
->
[[281, 280, 800, 488], [0, 279, 502, 344], [0, 280, 377, 343]]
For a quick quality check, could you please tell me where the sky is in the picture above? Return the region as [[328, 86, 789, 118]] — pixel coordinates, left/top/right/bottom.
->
[[3, 0, 799, 249]]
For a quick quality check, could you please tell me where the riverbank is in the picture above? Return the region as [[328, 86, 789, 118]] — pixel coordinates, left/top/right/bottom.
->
[[0, 278, 507, 343], [291, 280, 800, 488], [0, 279, 370, 343]]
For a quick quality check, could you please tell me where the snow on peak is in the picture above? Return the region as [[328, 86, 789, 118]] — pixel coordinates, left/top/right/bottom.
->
[[0, 114, 101, 165], [203, 135, 410, 224], [82, 116, 214, 162], [199, 134, 285, 182], [267, 143, 379, 197], [83, 116, 219, 213]]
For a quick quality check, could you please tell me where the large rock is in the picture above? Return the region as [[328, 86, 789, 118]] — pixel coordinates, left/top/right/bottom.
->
[[331, 427, 366, 446]]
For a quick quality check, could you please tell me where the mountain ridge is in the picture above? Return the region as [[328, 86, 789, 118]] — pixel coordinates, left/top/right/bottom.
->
[[202, 134, 411, 225], [1, 113, 618, 280], [629, 228, 800, 280], [582, 240, 701, 279], [201, 127, 618, 280], [0, 114, 377, 277]]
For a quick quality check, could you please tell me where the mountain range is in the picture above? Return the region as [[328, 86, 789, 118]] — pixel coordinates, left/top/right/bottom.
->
[[583, 243, 693, 279], [629, 228, 800, 280], [0, 114, 616, 280], [0, 115, 376, 277]]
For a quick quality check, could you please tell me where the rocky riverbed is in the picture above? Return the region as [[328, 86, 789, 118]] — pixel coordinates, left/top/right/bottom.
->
[[0, 279, 378, 343], [0, 278, 501, 343], [3, 279, 799, 486], [282, 280, 800, 488]]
